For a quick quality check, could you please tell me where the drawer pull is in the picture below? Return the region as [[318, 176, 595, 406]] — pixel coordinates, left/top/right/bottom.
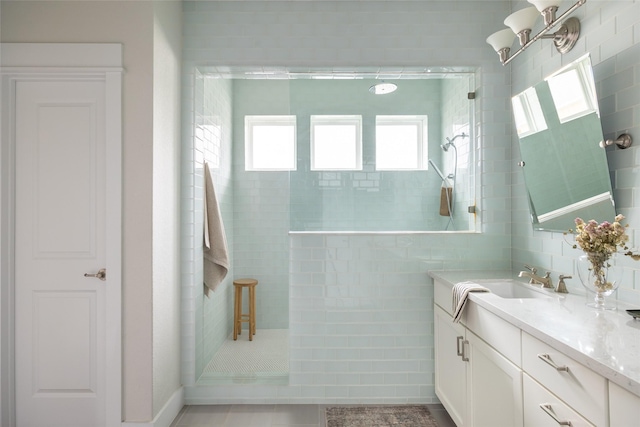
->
[[456, 336, 464, 356], [538, 353, 569, 372], [461, 340, 469, 362], [540, 403, 572, 426]]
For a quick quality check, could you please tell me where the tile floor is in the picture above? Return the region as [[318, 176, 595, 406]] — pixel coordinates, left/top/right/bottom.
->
[[170, 403, 457, 427]]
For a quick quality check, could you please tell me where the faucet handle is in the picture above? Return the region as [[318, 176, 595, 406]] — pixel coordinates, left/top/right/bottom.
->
[[524, 264, 537, 275], [556, 274, 571, 294]]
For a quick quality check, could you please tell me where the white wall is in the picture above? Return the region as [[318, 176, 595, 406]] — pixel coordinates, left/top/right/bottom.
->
[[152, 1, 183, 419], [1, 1, 183, 422]]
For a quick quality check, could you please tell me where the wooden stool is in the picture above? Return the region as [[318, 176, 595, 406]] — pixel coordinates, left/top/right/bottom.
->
[[233, 278, 258, 341]]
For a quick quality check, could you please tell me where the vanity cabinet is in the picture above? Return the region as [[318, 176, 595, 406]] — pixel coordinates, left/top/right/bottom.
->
[[434, 300, 523, 427], [522, 332, 607, 427], [433, 273, 640, 427], [609, 382, 640, 426]]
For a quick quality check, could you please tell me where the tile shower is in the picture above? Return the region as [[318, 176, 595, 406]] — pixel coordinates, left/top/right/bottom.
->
[[180, 68, 514, 404], [180, 0, 514, 406]]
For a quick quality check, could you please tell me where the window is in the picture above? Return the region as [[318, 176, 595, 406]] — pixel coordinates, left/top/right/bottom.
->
[[310, 115, 362, 170], [511, 87, 547, 138], [375, 115, 428, 170], [547, 62, 598, 124], [245, 115, 296, 171]]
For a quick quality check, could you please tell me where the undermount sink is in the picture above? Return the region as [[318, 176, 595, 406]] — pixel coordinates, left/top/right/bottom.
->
[[473, 279, 554, 299]]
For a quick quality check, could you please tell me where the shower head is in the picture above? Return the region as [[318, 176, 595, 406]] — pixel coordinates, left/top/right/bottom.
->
[[441, 132, 468, 152], [369, 81, 397, 95]]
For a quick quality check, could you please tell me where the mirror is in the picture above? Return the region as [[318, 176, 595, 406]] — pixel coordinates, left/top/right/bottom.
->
[[512, 54, 615, 232]]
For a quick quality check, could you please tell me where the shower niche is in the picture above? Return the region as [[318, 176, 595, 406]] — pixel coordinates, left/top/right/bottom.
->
[[184, 67, 478, 389]]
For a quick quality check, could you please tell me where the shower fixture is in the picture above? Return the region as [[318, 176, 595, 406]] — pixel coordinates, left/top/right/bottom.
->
[[369, 81, 397, 95], [441, 132, 467, 152], [428, 159, 447, 182], [486, 0, 586, 65]]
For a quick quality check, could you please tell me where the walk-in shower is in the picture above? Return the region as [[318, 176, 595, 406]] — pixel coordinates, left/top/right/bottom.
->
[[182, 67, 476, 392]]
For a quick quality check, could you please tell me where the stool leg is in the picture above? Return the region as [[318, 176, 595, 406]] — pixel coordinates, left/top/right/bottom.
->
[[238, 286, 243, 337], [233, 286, 240, 340], [250, 286, 256, 337]]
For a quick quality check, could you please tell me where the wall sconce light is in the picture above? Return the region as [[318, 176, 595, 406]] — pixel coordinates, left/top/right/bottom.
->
[[487, 0, 587, 65]]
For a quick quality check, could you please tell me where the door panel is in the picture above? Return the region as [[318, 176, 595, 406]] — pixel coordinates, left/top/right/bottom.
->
[[15, 80, 108, 427]]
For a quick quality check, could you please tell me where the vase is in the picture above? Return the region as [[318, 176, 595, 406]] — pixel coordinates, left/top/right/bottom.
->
[[577, 252, 622, 310]]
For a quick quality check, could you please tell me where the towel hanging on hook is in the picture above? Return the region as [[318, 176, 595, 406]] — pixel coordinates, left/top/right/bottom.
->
[[203, 162, 229, 297], [439, 185, 453, 217]]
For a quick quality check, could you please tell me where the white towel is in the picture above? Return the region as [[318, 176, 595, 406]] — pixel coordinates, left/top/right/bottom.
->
[[203, 162, 229, 297], [452, 281, 489, 323]]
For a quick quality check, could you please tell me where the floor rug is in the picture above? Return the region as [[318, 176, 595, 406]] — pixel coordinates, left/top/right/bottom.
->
[[325, 405, 438, 427]]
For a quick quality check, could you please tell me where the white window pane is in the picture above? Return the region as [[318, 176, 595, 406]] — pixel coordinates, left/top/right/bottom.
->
[[252, 125, 295, 169], [374, 116, 427, 170], [376, 125, 419, 169], [511, 87, 547, 138], [314, 125, 356, 169], [310, 116, 362, 170], [245, 116, 296, 171], [548, 68, 593, 123]]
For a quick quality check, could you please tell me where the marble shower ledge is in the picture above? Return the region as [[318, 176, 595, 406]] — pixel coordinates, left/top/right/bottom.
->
[[429, 269, 640, 398]]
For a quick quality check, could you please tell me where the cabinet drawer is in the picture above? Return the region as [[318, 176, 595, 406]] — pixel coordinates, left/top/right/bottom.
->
[[523, 373, 595, 427], [522, 332, 606, 427]]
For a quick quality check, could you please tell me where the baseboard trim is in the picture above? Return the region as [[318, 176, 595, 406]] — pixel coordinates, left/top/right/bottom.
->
[[122, 387, 184, 427]]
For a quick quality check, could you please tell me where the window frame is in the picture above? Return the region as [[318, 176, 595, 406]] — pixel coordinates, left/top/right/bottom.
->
[[244, 115, 297, 171]]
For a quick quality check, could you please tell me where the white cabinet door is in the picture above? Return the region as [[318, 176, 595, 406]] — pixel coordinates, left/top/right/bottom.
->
[[467, 330, 523, 427], [609, 382, 640, 427], [434, 305, 467, 427]]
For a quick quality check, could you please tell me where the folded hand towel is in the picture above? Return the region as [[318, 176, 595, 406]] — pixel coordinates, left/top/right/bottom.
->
[[452, 281, 489, 323], [203, 162, 229, 297]]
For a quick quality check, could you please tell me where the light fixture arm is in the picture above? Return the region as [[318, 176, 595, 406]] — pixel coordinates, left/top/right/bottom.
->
[[501, 0, 586, 66]]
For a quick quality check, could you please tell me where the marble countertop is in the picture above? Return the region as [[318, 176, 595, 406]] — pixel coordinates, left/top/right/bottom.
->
[[429, 269, 640, 398]]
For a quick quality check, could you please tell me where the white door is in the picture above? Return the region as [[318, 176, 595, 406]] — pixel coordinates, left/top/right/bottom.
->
[[14, 79, 117, 427]]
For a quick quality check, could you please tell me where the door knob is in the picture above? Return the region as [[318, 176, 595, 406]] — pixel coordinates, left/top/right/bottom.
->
[[84, 268, 106, 281]]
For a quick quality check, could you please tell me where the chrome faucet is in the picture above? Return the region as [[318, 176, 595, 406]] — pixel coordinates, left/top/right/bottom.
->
[[518, 269, 553, 289]]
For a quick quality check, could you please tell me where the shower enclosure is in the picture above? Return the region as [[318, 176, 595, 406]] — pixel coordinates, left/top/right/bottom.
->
[[181, 67, 476, 390]]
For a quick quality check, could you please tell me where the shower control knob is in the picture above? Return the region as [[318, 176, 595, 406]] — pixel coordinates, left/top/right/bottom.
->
[[517, 161, 525, 167]]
